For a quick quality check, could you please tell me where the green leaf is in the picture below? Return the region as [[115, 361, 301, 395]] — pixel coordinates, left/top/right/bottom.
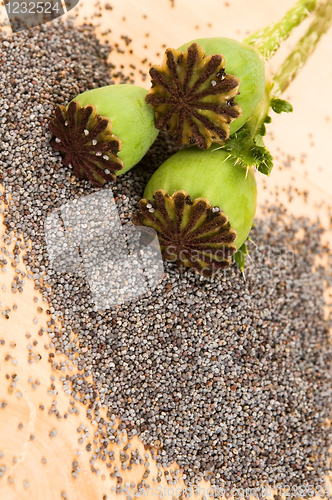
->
[[253, 141, 274, 176], [223, 127, 274, 177], [259, 123, 267, 136], [233, 242, 249, 273], [271, 97, 293, 114]]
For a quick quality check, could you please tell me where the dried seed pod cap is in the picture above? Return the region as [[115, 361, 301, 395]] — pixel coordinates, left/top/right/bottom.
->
[[49, 85, 159, 186], [141, 146, 257, 251], [177, 38, 266, 136], [146, 43, 242, 149], [134, 188, 238, 276]]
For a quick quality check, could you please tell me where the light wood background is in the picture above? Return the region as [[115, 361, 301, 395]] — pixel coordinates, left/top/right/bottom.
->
[[1, 1, 332, 499]]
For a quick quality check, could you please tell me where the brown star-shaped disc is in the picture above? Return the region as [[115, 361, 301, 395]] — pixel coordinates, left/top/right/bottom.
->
[[49, 100, 124, 187], [145, 43, 242, 149], [133, 189, 238, 276]]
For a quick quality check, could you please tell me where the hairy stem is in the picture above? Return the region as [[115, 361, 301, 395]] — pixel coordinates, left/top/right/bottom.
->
[[273, 0, 332, 93], [244, 0, 317, 61]]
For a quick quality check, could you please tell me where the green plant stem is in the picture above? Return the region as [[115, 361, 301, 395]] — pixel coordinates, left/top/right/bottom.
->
[[273, 0, 332, 93], [244, 0, 317, 61]]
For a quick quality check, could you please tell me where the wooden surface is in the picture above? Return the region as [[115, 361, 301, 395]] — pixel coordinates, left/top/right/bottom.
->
[[1, 1, 332, 499]]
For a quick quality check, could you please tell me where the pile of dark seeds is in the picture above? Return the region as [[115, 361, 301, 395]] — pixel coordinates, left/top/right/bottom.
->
[[1, 20, 332, 496]]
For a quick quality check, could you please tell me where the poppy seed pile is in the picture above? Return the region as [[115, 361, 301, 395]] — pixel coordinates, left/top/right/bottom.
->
[[1, 19, 332, 495]]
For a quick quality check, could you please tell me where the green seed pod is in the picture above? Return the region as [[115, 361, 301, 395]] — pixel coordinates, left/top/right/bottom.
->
[[145, 38, 265, 150], [49, 84, 159, 186], [134, 146, 257, 275], [178, 38, 266, 136]]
